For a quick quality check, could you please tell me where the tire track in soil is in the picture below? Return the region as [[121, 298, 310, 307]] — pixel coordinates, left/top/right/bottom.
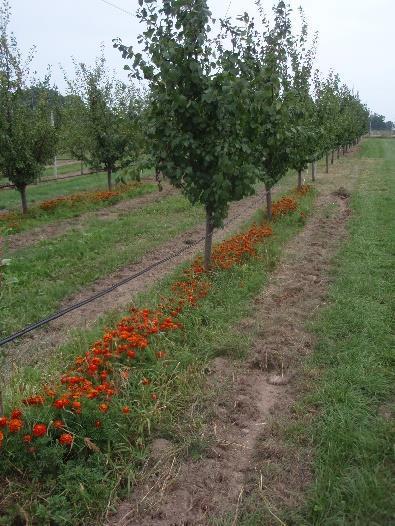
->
[[2, 186, 274, 374], [108, 158, 361, 525], [4, 183, 175, 252]]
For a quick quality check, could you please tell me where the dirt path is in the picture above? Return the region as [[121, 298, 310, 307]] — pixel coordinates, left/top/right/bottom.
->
[[5, 183, 174, 252], [108, 152, 361, 525]]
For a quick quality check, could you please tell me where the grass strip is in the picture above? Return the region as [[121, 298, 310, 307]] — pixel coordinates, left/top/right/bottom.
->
[[0, 194, 204, 337], [300, 139, 395, 525], [0, 180, 157, 235]]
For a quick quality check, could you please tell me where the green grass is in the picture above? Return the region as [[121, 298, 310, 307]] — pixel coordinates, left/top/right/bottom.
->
[[0, 162, 83, 186], [0, 191, 315, 526], [42, 162, 85, 178], [0, 181, 158, 235], [204, 139, 395, 526], [0, 194, 205, 338], [298, 138, 395, 525], [0, 167, 154, 212]]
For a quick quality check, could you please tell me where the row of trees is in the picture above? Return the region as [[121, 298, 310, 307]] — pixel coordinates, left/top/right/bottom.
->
[[0, 0, 147, 213], [1, 0, 369, 267], [115, 0, 369, 267]]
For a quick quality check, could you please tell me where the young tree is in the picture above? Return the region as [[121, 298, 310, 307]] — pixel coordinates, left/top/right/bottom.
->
[[313, 71, 341, 180], [115, 0, 256, 269], [0, 1, 57, 213], [60, 94, 90, 175], [235, 1, 292, 219], [65, 52, 134, 191], [286, 11, 317, 189]]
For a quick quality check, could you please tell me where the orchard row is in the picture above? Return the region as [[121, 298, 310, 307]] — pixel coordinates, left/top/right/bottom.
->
[[0, 1, 368, 266]]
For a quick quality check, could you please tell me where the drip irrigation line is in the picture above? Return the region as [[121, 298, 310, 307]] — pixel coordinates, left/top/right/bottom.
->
[[0, 190, 267, 348]]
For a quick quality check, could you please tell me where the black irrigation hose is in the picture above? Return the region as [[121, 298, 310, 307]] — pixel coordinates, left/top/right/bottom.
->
[[0, 191, 266, 348]]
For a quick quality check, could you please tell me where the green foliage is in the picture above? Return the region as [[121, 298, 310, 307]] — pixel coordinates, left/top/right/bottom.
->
[[287, 10, 317, 173], [64, 51, 144, 190], [114, 0, 256, 234], [0, 0, 57, 212], [237, 1, 293, 193], [370, 112, 393, 131]]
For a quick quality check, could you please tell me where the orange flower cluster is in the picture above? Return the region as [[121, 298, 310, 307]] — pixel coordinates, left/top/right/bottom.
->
[[211, 224, 273, 269], [272, 196, 297, 218], [39, 183, 140, 212], [0, 192, 304, 459], [295, 184, 311, 196]]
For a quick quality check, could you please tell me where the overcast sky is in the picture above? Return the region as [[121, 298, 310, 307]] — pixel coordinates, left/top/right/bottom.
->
[[9, 0, 395, 121]]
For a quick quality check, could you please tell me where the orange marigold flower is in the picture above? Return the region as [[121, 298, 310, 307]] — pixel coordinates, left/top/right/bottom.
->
[[0, 417, 7, 427], [72, 401, 81, 411], [121, 406, 130, 414], [95, 420, 102, 428], [59, 433, 73, 446], [11, 409, 22, 419], [23, 434, 32, 443], [53, 419, 65, 430], [22, 395, 44, 406], [127, 350, 137, 359], [142, 377, 150, 386], [8, 419, 23, 433], [54, 398, 70, 409], [33, 423, 47, 438], [151, 393, 158, 401], [99, 403, 109, 413], [0, 430, 3, 444]]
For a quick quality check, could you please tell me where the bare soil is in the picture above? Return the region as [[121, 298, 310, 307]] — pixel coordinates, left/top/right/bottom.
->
[[108, 151, 361, 525]]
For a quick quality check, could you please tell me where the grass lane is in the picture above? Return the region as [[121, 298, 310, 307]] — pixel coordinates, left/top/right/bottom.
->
[[0, 181, 158, 235], [301, 138, 395, 525], [0, 194, 204, 338], [0, 168, 154, 211]]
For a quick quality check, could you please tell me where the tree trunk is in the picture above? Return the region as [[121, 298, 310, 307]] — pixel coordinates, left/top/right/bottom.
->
[[19, 184, 28, 214], [107, 168, 112, 191], [331, 150, 334, 164], [311, 161, 316, 181], [297, 169, 302, 190], [265, 185, 272, 220], [337, 148, 340, 159], [325, 152, 329, 173], [204, 208, 215, 271], [80, 161, 84, 176]]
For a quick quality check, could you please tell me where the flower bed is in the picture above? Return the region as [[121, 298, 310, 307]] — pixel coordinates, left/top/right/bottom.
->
[[38, 184, 140, 212], [0, 189, 308, 468], [0, 182, 143, 231]]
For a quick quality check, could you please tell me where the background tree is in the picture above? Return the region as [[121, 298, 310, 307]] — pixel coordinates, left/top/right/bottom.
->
[[286, 11, 317, 189], [370, 112, 393, 131], [0, 0, 57, 213], [60, 93, 90, 175], [237, 0, 292, 219], [65, 52, 134, 191], [115, 0, 256, 269]]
